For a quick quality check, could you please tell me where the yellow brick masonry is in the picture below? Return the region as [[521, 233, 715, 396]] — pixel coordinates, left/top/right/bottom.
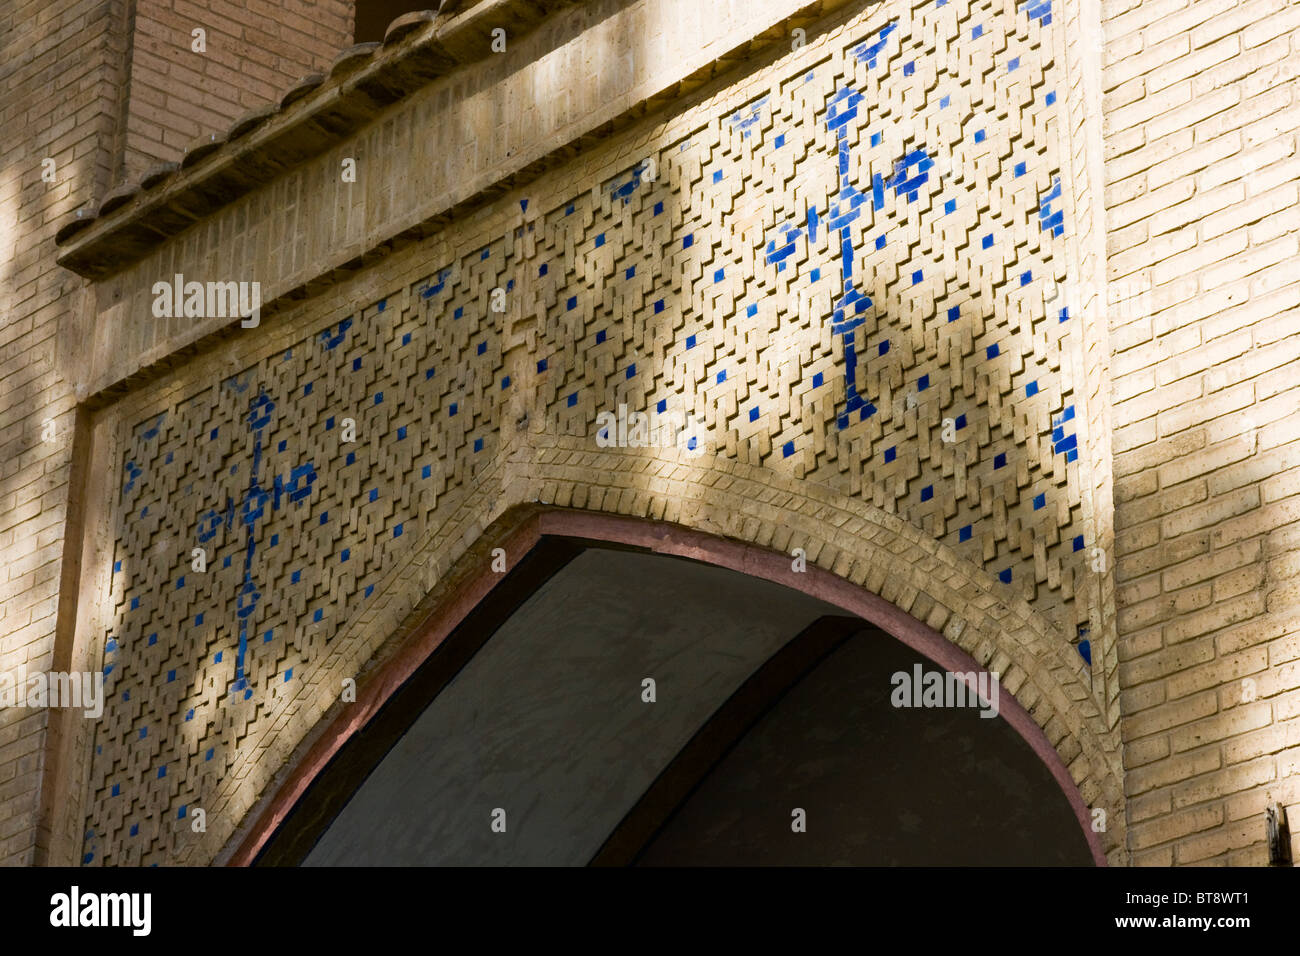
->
[[0, 0, 354, 866], [0, 0, 133, 867], [4, 0, 1294, 869], [121, 0, 352, 180], [1103, 0, 1300, 864], [65, 0, 1127, 865]]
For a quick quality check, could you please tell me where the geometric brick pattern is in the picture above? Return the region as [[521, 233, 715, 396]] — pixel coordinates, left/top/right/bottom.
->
[[83, 0, 1101, 864]]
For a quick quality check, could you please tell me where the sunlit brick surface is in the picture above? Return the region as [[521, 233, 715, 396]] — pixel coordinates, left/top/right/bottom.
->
[[5, 0, 1295, 869], [79, 0, 1117, 865], [122, 0, 353, 179], [1102, 0, 1300, 866]]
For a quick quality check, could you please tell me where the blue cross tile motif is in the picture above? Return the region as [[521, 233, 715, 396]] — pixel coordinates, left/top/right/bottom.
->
[[1052, 404, 1078, 462], [1037, 176, 1065, 236], [194, 388, 317, 698], [87, 1, 1096, 865], [764, 83, 938, 430]]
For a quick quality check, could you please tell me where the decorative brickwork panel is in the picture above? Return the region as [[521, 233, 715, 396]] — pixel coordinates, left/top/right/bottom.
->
[[82, 0, 1107, 864]]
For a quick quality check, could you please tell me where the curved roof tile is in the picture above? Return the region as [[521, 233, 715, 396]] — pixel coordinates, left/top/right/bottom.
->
[[55, 0, 575, 278], [140, 161, 179, 191], [227, 103, 279, 143], [97, 182, 140, 216], [180, 131, 226, 170], [280, 72, 326, 109], [383, 10, 438, 47], [331, 42, 382, 80]]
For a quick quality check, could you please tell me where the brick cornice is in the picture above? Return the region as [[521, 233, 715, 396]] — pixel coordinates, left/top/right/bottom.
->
[[55, 0, 582, 278], [63, 0, 868, 405]]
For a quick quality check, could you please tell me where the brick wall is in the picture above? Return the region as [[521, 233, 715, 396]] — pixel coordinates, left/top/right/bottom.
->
[[0, 0, 130, 866], [1103, 0, 1300, 864], [120, 0, 352, 181], [8, 0, 1296, 867], [59, 0, 1126, 865], [0, 0, 349, 867]]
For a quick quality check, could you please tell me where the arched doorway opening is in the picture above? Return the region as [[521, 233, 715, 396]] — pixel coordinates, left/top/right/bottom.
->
[[235, 517, 1101, 865]]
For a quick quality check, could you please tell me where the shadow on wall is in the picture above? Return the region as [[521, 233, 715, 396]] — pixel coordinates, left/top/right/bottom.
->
[[77, 0, 1116, 865], [1111, 324, 1299, 864], [0, 0, 129, 866], [529, 17, 1096, 671], [73, 0, 670, 866]]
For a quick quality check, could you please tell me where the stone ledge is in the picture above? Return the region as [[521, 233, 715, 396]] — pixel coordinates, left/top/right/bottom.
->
[[70, 0, 866, 404]]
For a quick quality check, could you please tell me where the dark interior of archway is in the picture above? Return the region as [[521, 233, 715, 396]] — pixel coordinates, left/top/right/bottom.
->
[[258, 541, 1093, 866], [628, 621, 1091, 865]]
